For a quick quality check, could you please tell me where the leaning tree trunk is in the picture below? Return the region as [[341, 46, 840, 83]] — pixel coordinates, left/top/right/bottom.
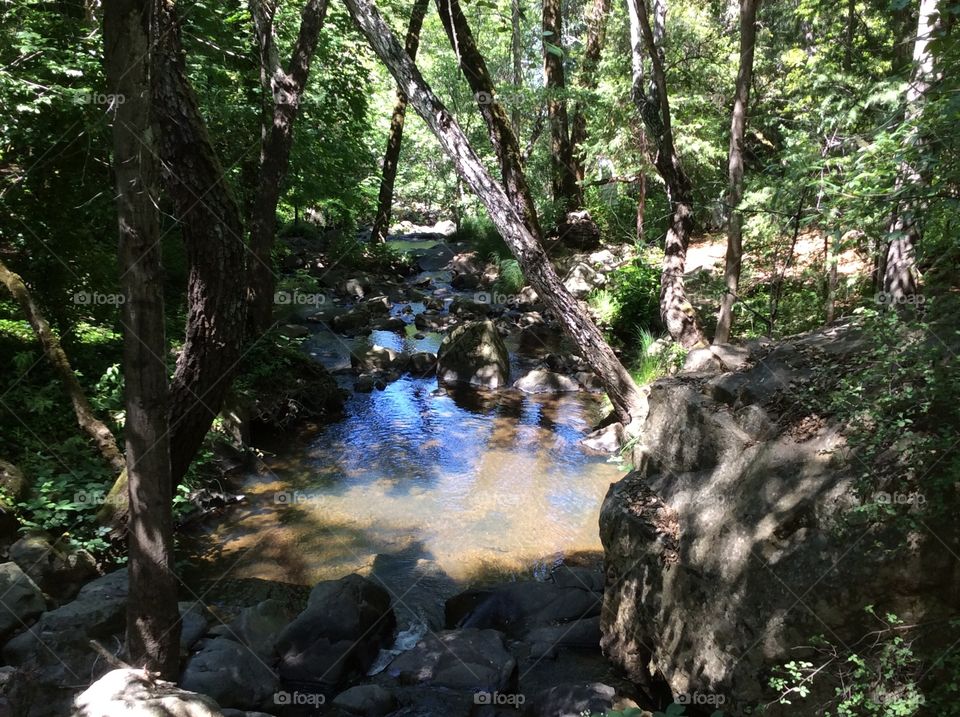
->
[[627, 0, 706, 348], [247, 0, 330, 333], [542, 0, 581, 210], [104, 0, 180, 678], [153, 0, 248, 484], [344, 0, 647, 426], [436, 0, 542, 238], [568, 0, 612, 186], [882, 0, 939, 301], [0, 260, 125, 475], [370, 0, 430, 243], [714, 0, 760, 345]]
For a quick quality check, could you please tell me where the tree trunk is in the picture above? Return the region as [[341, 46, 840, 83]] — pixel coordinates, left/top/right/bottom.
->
[[344, 0, 647, 426], [246, 0, 330, 333], [714, 0, 760, 345], [510, 0, 523, 134], [104, 0, 180, 678], [542, 0, 581, 210], [626, 0, 706, 348], [153, 0, 248, 485], [370, 0, 430, 243], [568, 0, 612, 186], [0, 260, 125, 475], [435, 0, 542, 238], [882, 0, 939, 301]]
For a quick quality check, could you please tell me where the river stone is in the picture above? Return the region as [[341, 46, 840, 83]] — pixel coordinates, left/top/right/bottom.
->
[[180, 637, 278, 710], [351, 345, 408, 373], [387, 629, 516, 693], [332, 307, 371, 333], [408, 351, 438, 376], [0, 562, 45, 640], [513, 369, 580, 394], [276, 574, 395, 687], [528, 682, 616, 717], [526, 616, 602, 659], [226, 598, 294, 661], [180, 602, 210, 654], [333, 684, 397, 716], [9, 535, 97, 601], [446, 580, 602, 640], [73, 669, 224, 717], [437, 320, 510, 390], [562, 262, 603, 298]]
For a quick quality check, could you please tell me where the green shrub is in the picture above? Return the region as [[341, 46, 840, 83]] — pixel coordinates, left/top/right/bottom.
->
[[453, 215, 511, 259], [493, 258, 524, 296]]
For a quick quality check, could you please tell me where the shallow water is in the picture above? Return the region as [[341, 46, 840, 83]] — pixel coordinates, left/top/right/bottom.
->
[[187, 236, 626, 604]]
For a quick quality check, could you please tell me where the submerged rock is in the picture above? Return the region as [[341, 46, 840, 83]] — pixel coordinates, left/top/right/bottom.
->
[[513, 368, 580, 394]]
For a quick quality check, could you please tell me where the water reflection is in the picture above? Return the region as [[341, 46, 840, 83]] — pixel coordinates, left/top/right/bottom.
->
[[190, 376, 624, 587]]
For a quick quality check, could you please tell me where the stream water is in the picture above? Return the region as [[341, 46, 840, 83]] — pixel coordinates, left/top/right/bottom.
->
[[186, 235, 625, 615]]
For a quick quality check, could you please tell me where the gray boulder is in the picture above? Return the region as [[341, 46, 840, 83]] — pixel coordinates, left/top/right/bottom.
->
[[180, 638, 278, 710], [437, 321, 510, 390], [600, 323, 960, 713], [0, 562, 45, 640], [225, 599, 294, 661], [333, 684, 397, 716], [527, 682, 616, 717], [9, 535, 97, 601], [276, 574, 395, 687]]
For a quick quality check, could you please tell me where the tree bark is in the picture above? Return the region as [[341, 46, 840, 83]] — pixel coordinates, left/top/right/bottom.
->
[[246, 0, 330, 333], [435, 0, 542, 238], [103, 0, 180, 678], [882, 0, 939, 301], [0, 260, 125, 475], [568, 0, 611, 187], [542, 0, 581, 210], [344, 0, 647, 426], [626, 0, 706, 348], [370, 0, 430, 243], [510, 0, 523, 134], [714, 0, 760, 345], [153, 0, 248, 485]]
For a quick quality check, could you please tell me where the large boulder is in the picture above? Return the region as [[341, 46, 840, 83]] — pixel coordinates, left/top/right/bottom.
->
[[599, 325, 960, 713], [276, 574, 395, 688], [9, 535, 97, 602], [73, 668, 224, 717], [180, 638, 279, 710], [437, 320, 510, 390], [0, 562, 45, 641]]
